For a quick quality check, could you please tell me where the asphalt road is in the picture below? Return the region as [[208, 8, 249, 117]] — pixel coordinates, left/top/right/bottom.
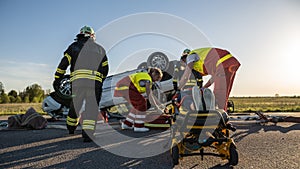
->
[[0, 114, 300, 169]]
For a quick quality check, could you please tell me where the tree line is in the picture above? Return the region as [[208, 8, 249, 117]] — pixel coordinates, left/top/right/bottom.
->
[[0, 82, 46, 104]]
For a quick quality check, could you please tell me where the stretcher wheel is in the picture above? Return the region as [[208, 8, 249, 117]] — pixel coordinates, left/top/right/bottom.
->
[[228, 144, 239, 166], [227, 100, 234, 114], [171, 145, 179, 166]]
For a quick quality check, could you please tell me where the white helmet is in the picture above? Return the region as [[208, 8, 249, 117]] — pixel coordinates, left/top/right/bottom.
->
[[42, 96, 62, 114], [79, 26, 95, 40]]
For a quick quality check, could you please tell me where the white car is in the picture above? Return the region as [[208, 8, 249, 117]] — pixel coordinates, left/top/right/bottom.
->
[[43, 52, 178, 118]]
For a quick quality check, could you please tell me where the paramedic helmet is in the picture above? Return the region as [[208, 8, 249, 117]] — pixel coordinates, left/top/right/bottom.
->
[[181, 48, 191, 61]]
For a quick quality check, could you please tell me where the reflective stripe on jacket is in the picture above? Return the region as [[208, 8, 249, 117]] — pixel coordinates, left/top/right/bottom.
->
[[115, 72, 152, 93], [70, 69, 104, 83], [189, 48, 233, 75], [129, 72, 152, 93]]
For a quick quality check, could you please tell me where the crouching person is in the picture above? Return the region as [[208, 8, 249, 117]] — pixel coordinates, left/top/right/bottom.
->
[[114, 67, 163, 132]]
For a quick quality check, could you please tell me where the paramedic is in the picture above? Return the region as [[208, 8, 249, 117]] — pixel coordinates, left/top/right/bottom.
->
[[178, 48, 240, 111], [114, 67, 163, 132]]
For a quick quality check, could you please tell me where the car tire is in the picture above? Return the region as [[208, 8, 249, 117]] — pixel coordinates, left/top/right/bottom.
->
[[137, 62, 148, 69], [147, 52, 169, 71], [54, 75, 72, 100]]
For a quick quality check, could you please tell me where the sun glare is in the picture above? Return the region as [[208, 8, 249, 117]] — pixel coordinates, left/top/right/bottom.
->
[[282, 41, 300, 84]]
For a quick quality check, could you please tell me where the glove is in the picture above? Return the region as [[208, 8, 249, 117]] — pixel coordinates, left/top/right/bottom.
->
[[157, 104, 166, 114], [52, 79, 61, 91], [172, 90, 181, 107], [172, 90, 181, 101]]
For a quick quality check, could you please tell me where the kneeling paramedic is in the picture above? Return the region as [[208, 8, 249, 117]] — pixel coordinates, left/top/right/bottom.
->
[[114, 67, 164, 132]]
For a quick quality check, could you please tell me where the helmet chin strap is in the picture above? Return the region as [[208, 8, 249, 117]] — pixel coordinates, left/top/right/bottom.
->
[[91, 34, 96, 41]]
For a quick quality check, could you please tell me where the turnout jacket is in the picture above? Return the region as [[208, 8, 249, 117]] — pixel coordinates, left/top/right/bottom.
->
[[55, 36, 109, 88]]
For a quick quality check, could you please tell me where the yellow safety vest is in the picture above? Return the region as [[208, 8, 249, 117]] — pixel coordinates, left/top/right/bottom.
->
[[189, 48, 233, 75], [189, 48, 211, 75], [129, 72, 152, 93]]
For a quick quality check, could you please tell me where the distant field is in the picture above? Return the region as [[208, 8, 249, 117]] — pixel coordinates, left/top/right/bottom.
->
[[230, 96, 300, 112], [0, 103, 45, 115], [0, 96, 300, 115]]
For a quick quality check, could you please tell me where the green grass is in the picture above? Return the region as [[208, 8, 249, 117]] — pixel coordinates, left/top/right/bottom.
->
[[0, 96, 300, 116], [230, 96, 300, 112], [0, 103, 46, 115]]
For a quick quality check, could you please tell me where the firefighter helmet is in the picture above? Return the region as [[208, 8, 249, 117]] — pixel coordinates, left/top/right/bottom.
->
[[79, 26, 95, 38]]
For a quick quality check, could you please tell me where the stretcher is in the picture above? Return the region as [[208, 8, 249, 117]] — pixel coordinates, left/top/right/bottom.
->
[[169, 87, 239, 166]]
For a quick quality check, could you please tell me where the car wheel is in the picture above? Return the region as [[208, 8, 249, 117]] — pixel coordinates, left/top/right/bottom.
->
[[147, 52, 169, 71], [137, 62, 147, 69], [56, 75, 72, 100]]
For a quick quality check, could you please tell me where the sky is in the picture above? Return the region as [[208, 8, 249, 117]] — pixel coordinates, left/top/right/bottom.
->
[[0, 0, 300, 97]]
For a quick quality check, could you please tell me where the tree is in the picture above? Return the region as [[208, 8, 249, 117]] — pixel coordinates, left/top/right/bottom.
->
[[8, 90, 18, 98], [0, 82, 4, 95], [15, 96, 22, 103], [0, 93, 10, 103], [8, 90, 18, 102], [24, 84, 45, 103]]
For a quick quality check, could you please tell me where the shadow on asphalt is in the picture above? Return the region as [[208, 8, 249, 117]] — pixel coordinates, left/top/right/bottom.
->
[[0, 128, 173, 169], [231, 123, 300, 143]]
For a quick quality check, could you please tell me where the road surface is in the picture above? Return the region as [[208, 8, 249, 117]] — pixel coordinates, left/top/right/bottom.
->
[[0, 113, 299, 169]]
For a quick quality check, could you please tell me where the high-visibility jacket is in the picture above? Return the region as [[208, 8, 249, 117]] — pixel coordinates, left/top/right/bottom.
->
[[115, 72, 152, 94], [188, 48, 234, 76], [55, 37, 109, 87], [130, 72, 152, 93]]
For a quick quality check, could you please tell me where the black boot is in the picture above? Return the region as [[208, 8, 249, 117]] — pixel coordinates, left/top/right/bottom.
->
[[67, 125, 77, 134], [82, 130, 95, 143]]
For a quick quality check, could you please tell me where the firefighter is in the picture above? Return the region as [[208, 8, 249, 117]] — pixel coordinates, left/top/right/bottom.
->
[[114, 67, 164, 132], [53, 26, 109, 142], [178, 48, 240, 111]]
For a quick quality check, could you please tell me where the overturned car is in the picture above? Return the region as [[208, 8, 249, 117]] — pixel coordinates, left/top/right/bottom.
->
[[42, 52, 178, 119], [42, 51, 235, 119]]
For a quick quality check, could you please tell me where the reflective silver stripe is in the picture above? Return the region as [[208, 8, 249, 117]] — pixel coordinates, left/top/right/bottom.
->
[[128, 113, 136, 119], [135, 114, 146, 119], [126, 117, 134, 123], [134, 120, 145, 124]]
